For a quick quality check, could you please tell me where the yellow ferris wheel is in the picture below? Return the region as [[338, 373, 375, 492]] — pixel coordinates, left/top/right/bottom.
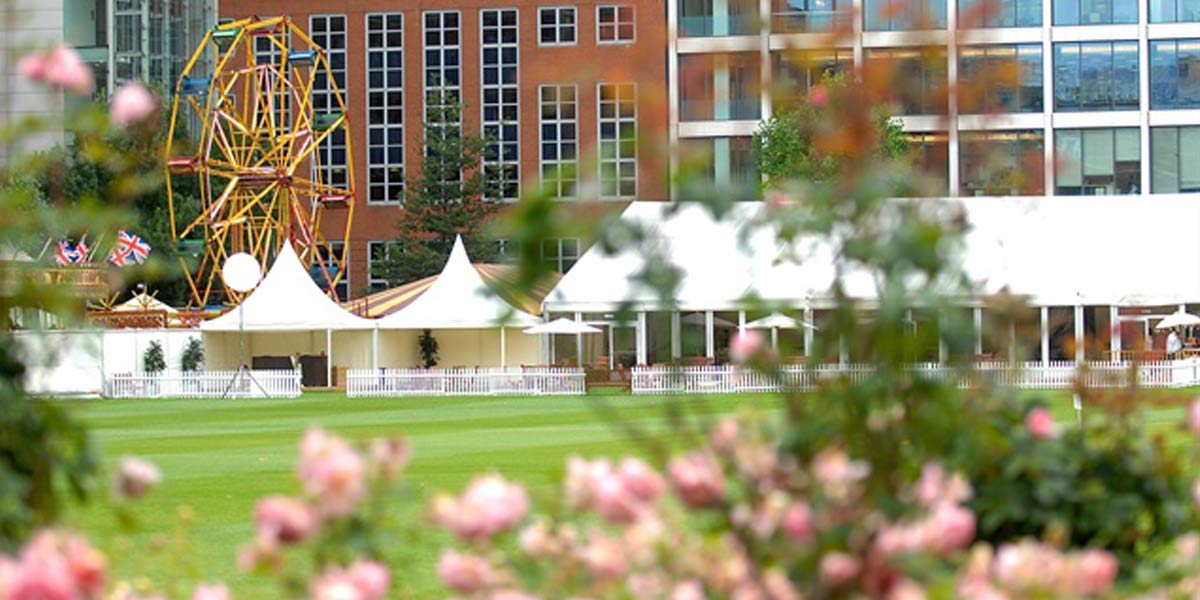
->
[[165, 16, 354, 308]]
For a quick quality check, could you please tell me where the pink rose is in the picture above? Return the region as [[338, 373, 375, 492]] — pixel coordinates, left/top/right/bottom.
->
[[577, 532, 628, 581], [592, 473, 640, 523], [1025, 407, 1057, 440], [809, 85, 829, 108], [617, 457, 664, 503], [297, 427, 366, 518], [113, 455, 161, 500], [921, 503, 976, 555], [255, 495, 318, 544], [812, 447, 870, 497], [887, 579, 926, 600], [668, 451, 726, 508], [437, 551, 493, 594], [109, 81, 158, 127], [17, 45, 94, 95], [730, 330, 764, 365], [45, 45, 94, 95], [782, 501, 815, 543], [236, 533, 281, 573], [709, 418, 740, 455], [433, 474, 529, 541], [1189, 399, 1200, 434], [518, 521, 559, 557], [17, 53, 47, 81], [1069, 550, 1117, 596], [9, 530, 106, 600], [487, 590, 540, 600], [670, 579, 707, 600], [368, 437, 411, 481], [310, 572, 362, 600], [819, 552, 861, 588], [191, 583, 231, 600], [347, 560, 390, 600]]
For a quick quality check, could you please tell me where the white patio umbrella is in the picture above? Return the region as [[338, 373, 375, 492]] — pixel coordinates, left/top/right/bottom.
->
[[523, 318, 603, 335], [744, 312, 817, 349], [1155, 310, 1200, 330]]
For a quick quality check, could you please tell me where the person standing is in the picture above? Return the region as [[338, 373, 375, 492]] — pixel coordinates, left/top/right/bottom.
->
[[1168, 329, 1183, 359]]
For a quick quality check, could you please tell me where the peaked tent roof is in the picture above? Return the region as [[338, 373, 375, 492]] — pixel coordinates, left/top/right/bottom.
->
[[201, 243, 376, 332], [343, 264, 560, 318], [115, 292, 178, 313], [376, 236, 540, 329]]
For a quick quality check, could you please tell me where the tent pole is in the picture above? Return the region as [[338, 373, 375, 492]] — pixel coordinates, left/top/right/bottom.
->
[[372, 326, 379, 370], [326, 328, 332, 388], [501, 326, 507, 368]]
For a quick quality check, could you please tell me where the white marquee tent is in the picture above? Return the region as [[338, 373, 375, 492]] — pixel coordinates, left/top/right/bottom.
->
[[376, 236, 541, 368], [546, 198, 1200, 312], [544, 198, 1200, 364], [201, 243, 377, 383]]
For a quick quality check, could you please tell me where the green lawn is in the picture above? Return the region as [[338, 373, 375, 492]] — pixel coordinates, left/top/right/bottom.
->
[[62, 390, 784, 597], [59, 386, 1197, 597]]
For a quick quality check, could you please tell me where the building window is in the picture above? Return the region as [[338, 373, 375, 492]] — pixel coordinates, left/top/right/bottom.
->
[[1151, 126, 1200, 193], [772, 0, 850, 32], [424, 11, 462, 182], [958, 44, 1043, 114], [959, 0, 1041, 27], [1150, 0, 1200, 22], [864, 47, 948, 115], [1150, 40, 1200, 109], [367, 241, 399, 293], [679, 0, 760, 36], [959, 130, 1045, 196], [316, 241, 349, 301], [771, 49, 853, 110], [366, 13, 404, 205], [539, 84, 579, 199], [1054, 128, 1141, 195], [679, 53, 761, 121], [1053, 42, 1139, 112], [254, 32, 291, 129], [482, 9, 520, 200], [310, 15, 349, 188], [904, 132, 949, 196], [539, 7, 577, 45], [677, 137, 760, 199], [597, 5, 635, 43], [598, 83, 638, 198], [542, 238, 580, 273], [864, 0, 947, 30], [1053, 0, 1136, 23]]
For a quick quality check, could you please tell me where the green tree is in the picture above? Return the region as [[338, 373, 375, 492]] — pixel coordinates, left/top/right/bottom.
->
[[33, 100, 200, 307], [752, 74, 908, 189], [180, 337, 204, 372], [378, 93, 501, 286], [143, 341, 166, 373]]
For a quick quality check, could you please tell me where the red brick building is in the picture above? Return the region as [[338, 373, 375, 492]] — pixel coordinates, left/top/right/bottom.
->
[[218, 1, 669, 299]]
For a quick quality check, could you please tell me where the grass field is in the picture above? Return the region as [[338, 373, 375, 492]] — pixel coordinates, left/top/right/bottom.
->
[[59, 387, 1197, 597], [62, 390, 786, 597]]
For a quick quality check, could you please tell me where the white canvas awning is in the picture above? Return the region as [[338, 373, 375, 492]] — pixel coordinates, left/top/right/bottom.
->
[[377, 236, 540, 330], [201, 243, 375, 332], [544, 197, 1200, 312]]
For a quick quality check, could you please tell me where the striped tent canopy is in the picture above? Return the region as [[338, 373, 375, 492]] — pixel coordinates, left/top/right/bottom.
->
[[343, 264, 561, 319]]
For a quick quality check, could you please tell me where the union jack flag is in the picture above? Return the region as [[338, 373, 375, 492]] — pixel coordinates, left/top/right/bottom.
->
[[54, 238, 88, 266], [108, 230, 151, 267]]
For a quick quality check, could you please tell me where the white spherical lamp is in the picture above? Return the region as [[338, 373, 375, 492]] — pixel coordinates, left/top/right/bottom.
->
[[221, 253, 262, 293]]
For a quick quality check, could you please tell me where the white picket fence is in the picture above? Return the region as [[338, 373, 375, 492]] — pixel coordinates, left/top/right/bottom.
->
[[104, 370, 302, 399], [631, 359, 1200, 395], [346, 368, 586, 397]]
